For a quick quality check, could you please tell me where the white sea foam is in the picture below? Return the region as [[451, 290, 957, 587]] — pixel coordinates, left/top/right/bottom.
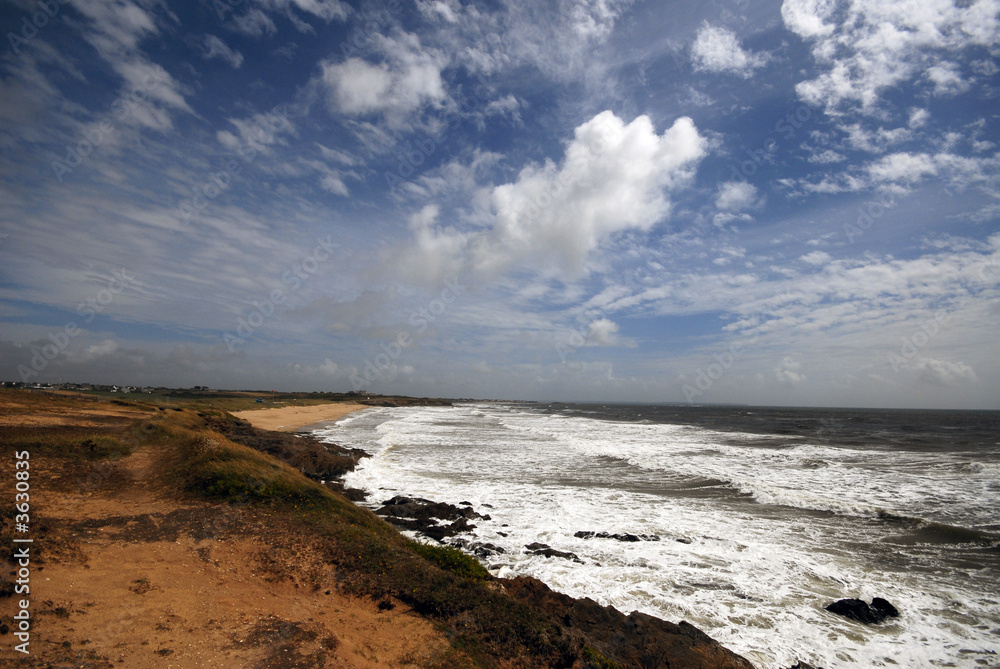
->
[[332, 403, 1000, 669]]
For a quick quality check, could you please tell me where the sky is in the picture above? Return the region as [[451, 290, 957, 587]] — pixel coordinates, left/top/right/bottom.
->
[[1, 0, 998, 409]]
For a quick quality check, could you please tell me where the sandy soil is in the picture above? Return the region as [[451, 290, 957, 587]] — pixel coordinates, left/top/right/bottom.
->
[[232, 403, 368, 432], [0, 396, 460, 668]]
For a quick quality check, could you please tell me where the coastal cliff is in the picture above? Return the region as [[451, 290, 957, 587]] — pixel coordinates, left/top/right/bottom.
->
[[0, 389, 756, 668]]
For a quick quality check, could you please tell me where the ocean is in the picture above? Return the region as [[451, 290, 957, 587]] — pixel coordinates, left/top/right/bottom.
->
[[319, 402, 1000, 668]]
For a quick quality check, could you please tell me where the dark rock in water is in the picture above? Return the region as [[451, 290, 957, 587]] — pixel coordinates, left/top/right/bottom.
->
[[341, 487, 368, 502], [826, 598, 877, 623], [504, 576, 756, 669], [381, 495, 435, 506], [525, 542, 582, 562], [459, 500, 472, 506], [788, 662, 823, 669], [575, 530, 661, 542], [825, 597, 899, 624], [376, 496, 487, 540], [421, 517, 476, 541], [450, 538, 506, 558], [870, 597, 899, 619]]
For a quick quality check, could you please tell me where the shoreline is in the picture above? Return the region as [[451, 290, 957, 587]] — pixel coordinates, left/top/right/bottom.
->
[[0, 389, 759, 668], [232, 401, 368, 432]]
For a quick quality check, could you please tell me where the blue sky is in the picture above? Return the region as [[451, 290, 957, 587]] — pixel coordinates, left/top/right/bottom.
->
[[1, 0, 998, 408]]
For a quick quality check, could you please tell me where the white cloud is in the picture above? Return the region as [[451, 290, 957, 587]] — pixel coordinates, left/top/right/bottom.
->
[[800, 251, 831, 265], [912, 358, 979, 387], [716, 181, 758, 211], [781, 0, 837, 38], [203, 35, 244, 69], [926, 61, 970, 96], [400, 204, 469, 282], [417, 0, 459, 23], [587, 318, 620, 346], [67, 0, 193, 131], [71, 0, 158, 56], [908, 108, 930, 129], [444, 1, 630, 80], [316, 144, 357, 166], [259, 0, 350, 23], [691, 24, 767, 77], [809, 149, 845, 164], [783, 0, 1000, 113], [231, 9, 278, 37], [568, 0, 625, 41], [867, 152, 937, 184], [320, 33, 447, 120], [396, 112, 706, 281], [73, 339, 120, 363], [472, 111, 707, 276], [774, 356, 806, 386], [484, 94, 521, 120], [841, 123, 911, 153], [216, 109, 297, 154], [317, 358, 339, 375]]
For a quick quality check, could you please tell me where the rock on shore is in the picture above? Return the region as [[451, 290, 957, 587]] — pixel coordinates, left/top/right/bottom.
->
[[504, 576, 756, 669], [375, 495, 487, 541]]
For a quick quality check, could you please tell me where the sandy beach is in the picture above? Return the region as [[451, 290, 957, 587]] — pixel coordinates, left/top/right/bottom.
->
[[232, 401, 367, 431]]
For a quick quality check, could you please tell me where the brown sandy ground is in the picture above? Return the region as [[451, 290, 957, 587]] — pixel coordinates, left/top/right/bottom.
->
[[231, 403, 367, 432], [0, 391, 464, 668]]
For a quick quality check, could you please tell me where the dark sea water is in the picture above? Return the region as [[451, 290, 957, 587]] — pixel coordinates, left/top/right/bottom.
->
[[323, 403, 1000, 668]]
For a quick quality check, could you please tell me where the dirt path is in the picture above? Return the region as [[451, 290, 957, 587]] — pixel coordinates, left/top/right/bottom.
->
[[1, 439, 459, 668]]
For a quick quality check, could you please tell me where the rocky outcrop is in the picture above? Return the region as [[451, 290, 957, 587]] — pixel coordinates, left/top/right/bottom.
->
[[504, 576, 756, 669], [448, 537, 506, 558], [375, 496, 487, 541], [524, 542, 582, 562], [575, 530, 661, 542], [825, 597, 899, 624]]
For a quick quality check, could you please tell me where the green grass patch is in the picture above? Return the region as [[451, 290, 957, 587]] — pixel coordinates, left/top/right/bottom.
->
[[408, 540, 492, 581], [3, 427, 131, 461], [182, 436, 336, 508]]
